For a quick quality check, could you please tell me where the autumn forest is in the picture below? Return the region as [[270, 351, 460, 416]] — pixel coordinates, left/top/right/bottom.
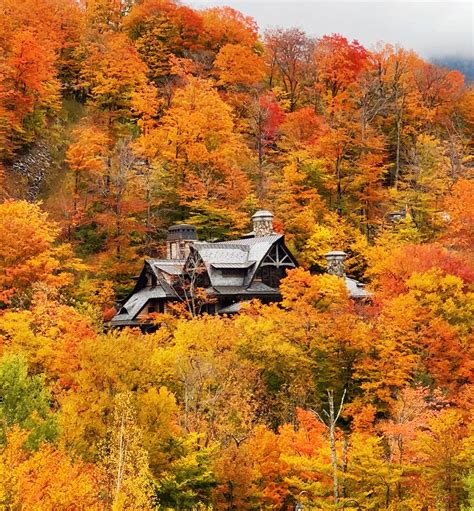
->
[[0, 0, 473, 509]]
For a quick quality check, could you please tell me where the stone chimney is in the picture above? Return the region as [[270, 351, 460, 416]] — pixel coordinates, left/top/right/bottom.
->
[[166, 224, 198, 260], [252, 210, 274, 237], [325, 251, 347, 278]]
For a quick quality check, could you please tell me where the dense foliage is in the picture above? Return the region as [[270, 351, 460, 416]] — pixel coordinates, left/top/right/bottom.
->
[[0, 0, 473, 509]]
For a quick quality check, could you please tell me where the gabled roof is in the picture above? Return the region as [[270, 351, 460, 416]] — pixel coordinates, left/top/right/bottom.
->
[[192, 235, 286, 290], [223, 234, 283, 249], [132, 260, 179, 296], [194, 245, 250, 264], [113, 286, 169, 325], [147, 259, 185, 276]]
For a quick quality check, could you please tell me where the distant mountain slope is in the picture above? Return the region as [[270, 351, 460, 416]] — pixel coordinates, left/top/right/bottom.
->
[[431, 56, 474, 82]]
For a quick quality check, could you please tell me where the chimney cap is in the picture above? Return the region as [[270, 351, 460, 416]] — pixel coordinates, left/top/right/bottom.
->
[[167, 224, 198, 241], [252, 210, 273, 220], [325, 250, 347, 258]]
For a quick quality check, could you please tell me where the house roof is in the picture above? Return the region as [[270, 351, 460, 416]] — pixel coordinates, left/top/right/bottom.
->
[[147, 259, 185, 276], [192, 235, 285, 290], [344, 277, 372, 299], [212, 286, 250, 295], [218, 302, 242, 314], [194, 245, 250, 264], [113, 286, 169, 323], [211, 261, 256, 269], [246, 282, 281, 293]]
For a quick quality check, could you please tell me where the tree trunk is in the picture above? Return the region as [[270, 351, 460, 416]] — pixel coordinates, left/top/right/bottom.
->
[[115, 414, 126, 501], [341, 433, 349, 499], [73, 170, 79, 215], [336, 157, 342, 216], [312, 389, 346, 506], [328, 390, 339, 504], [394, 115, 402, 190], [106, 112, 113, 196]]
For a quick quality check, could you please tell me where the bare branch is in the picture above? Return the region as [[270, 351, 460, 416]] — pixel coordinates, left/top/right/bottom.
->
[[309, 408, 329, 429], [334, 388, 347, 423]]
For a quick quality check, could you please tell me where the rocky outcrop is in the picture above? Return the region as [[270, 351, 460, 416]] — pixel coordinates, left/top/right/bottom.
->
[[10, 141, 53, 201]]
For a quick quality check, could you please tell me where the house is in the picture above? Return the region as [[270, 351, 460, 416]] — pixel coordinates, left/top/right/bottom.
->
[[111, 211, 370, 328]]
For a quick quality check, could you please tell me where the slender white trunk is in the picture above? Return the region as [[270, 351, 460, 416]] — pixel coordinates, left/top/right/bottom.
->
[[311, 388, 346, 506], [115, 414, 126, 501]]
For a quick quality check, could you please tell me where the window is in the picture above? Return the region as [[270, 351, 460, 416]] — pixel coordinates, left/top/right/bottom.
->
[[148, 301, 164, 314], [257, 266, 287, 288], [203, 303, 217, 315], [195, 271, 211, 288], [255, 242, 295, 288]]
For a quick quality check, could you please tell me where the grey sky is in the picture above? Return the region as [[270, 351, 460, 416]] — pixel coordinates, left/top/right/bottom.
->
[[187, 0, 473, 59]]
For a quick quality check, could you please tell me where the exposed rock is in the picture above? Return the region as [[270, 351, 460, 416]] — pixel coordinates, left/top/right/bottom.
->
[[10, 141, 53, 201]]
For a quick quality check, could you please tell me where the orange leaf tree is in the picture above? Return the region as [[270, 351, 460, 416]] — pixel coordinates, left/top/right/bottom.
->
[[0, 201, 81, 305]]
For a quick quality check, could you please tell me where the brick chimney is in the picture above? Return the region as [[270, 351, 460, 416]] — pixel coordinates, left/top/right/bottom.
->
[[325, 251, 347, 278], [252, 210, 274, 237], [166, 224, 198, 260]]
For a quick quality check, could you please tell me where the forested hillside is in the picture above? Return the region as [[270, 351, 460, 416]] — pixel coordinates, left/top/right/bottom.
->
[[432, 56, 474, 83], [0, 0, 473, 509]]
